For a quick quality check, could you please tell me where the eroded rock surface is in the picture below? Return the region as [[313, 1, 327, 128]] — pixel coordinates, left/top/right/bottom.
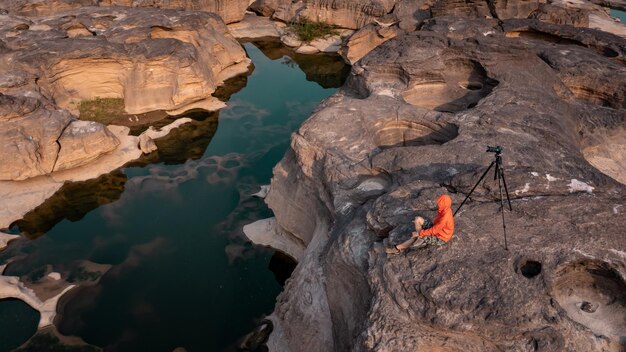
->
[[262, 15, 626, 352], [0, 0, 249, 24], [0, 7, 249, 182]]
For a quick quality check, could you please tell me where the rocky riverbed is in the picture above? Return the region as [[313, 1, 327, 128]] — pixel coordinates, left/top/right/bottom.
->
[[1, 0, 625, 351]]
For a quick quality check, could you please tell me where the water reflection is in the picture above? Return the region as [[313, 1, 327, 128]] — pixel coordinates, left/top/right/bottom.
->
[[15, 171, 128, 238], [0, 41, 348, 351], [249, 39, 350, 89]]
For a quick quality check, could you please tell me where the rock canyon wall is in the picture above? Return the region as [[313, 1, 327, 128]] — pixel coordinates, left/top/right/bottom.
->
[[263, 11, 626, 352]]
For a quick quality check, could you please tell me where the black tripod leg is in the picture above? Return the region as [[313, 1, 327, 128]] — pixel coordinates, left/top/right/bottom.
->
[[499, 167, 513, 211], [454, 161, 495, 216], [498, 173, 508, 251]]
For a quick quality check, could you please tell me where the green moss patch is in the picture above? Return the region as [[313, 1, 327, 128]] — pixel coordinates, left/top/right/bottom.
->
[[77, 97, 125, 125]]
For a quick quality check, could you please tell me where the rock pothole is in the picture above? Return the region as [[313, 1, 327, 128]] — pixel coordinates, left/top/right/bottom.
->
[[401, 59, 498, 112], [552, 261, 626, 345], [582, 127, 626, 185], [374, 120, 459, 147], [520, 260, 542, 278]]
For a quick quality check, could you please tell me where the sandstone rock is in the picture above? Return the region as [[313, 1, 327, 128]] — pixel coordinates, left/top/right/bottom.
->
[[54, 121, 120, 172], [271, 0, 398, 29], [1, 8, 249, 116], [1, 0, 249, 24], [0, 119, 189, 228], [263, 16, 626, 352], [227, 13, 282, 39], [546, 0, 626, 37], [47, 272, 62, 280], [0, 7, 251, 182], [249, 0, 279, 16], [0, 94, 40, 121], [295, 44, 320, 54], [280, 32, 303, 47], [252, 184, 270, 198], [0, 0, 97, 17], [243, 217, 305, 261], [492, 0, 544, 19], [0, 271, 75, 328], [339, 23, 402, 64], [529, 3, 591, 27], [138, 134, 157, 154], [309, 35, 343, 53], [0, 96, 72, 180]]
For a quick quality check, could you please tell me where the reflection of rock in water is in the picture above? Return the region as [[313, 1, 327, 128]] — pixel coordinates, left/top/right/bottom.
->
[[15, 328, 100, 352], [214, 63, 254, 102], [133, 111, 220, 165], [126, 67, 252, 136], [268, 251, 297, 287], [15, 171, 127, 238], [250, 39, 350, 89]]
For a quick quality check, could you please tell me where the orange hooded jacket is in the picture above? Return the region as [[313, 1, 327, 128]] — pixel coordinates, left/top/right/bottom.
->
[[419, 194, 454, 242]]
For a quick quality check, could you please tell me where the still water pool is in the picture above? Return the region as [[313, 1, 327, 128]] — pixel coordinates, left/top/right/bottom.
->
[[0, 41, 348, 351]]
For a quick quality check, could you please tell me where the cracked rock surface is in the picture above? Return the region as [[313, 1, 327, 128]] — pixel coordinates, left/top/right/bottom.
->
[[263, 14, 626, 352]]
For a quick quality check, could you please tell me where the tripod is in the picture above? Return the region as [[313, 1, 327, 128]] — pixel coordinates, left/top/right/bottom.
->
[[454, 146, 513, 250]]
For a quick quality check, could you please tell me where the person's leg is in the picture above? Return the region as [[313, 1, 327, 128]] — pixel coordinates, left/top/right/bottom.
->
[[388, 217, 425, 251], [396, 233, 419, 250]]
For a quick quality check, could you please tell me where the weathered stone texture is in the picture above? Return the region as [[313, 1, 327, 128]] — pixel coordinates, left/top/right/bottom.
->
[[264, 15, 626, 352], [0, 0, 249, 23], [0, 7, 249, 181]]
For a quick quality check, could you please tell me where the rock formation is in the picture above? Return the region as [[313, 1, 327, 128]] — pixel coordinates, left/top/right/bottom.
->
[[249, 0, 626, 64], [0, 0, 250, 24], [261, 13, 626, 352], [0, 7, 249, 186]]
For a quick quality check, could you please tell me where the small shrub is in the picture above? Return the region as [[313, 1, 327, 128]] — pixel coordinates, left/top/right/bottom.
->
[[78, 97, 125, 125], [289, 19, 338, 42]]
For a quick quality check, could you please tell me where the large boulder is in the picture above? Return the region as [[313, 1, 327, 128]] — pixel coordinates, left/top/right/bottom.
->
[[54, 120, 120, 172], [0, 95, 121, 181], [0, 94, 70, 181], [262, 16, 626, 352], [339, 23, 402, 64]]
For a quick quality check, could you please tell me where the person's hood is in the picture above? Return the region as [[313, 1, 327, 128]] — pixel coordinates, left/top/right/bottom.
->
[[437, 194, 452, 211]]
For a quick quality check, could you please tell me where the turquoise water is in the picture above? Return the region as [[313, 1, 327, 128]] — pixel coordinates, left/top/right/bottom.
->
[[611, 9, 626, 22], [0, 42, 347, 351]]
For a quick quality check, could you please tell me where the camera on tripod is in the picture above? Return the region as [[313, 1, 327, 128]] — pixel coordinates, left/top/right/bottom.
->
[[486, 145, 502, 154], [455, 144, 512, 250]]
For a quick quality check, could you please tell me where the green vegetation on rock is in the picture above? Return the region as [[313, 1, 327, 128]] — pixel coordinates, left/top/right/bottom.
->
[[289, 19, 338, 42], [77, 97, 125, 125]]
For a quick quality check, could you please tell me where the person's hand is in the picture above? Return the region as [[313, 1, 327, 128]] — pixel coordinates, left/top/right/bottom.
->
[[411, 231, 420, 238]]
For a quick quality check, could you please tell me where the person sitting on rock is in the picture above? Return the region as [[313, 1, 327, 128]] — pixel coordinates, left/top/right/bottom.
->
[[385, 194, 455, 254]]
